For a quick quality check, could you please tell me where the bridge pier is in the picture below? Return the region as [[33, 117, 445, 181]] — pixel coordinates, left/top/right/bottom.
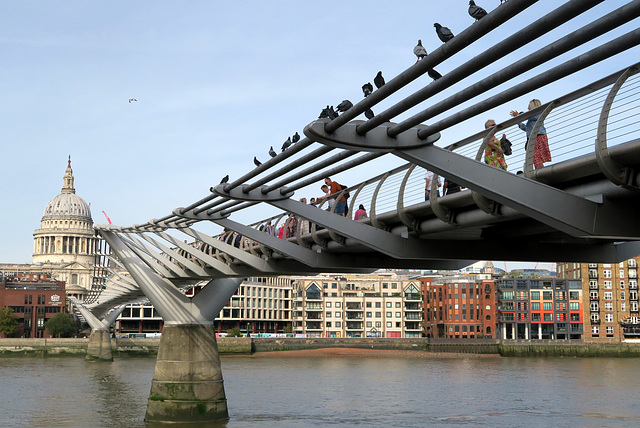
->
[[86, 329, 114, 360], [99, 230, 243, 423], [146, 323, 227, 423]]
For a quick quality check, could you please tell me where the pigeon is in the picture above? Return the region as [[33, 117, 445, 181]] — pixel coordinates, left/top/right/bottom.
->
[[434, 23, 454, 43], [374, 71, 385, 89], [268, 146, 277, 157], [364, 108, 375, 119], [281, 137, 292, 152], [253, 157, 262, 167], [220, 175, 229, 184], [362, 82, 373, 97], [128, 98, 137, 103], [414, 40, 427, 62], [292, 132, 300, 143], [319, 106, 330, 119], [428, 68, 443, 80], [327, 106, 338, 120], [336, 100, 353, 113], [469, 1, 487, 21]]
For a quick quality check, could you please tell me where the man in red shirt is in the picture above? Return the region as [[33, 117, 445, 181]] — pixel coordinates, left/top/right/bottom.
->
[[324, 177, 347, 216]]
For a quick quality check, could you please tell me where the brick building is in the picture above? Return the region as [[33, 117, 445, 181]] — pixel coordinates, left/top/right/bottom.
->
[[0, 272, 66, 338], [422, 273, 496, 339], [557, 257, 639, 342]]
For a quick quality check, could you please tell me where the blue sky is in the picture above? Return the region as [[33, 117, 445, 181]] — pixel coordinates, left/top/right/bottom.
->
[[1, 1, 638, 269]]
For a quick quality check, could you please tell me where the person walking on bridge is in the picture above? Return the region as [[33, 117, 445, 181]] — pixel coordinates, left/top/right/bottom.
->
[[510, 98, 552, 169], [324, 177, 347, 216], [483, 119, 508, 171]]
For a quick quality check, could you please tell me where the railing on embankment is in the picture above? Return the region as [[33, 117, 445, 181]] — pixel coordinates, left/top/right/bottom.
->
[[2, 337, 640, 357]]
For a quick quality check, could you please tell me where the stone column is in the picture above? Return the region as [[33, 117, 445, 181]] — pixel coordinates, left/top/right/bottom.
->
[[86, 329, 114, 360], [146, 324, 227, 423]]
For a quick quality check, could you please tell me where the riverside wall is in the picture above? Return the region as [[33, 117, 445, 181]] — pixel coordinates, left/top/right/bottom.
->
[[1, 337, 640, 357]]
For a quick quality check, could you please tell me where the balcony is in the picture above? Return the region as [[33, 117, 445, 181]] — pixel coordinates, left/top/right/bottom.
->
[[345, 303, 363, 311], [346, 314, 363, 320], [404, 302, 421, 311], [405, 322, 422, 330], [305, 314, 323, 320], [405, 314, 422, 321], [305, 322, 323, 330], [346, 322, 364, 330]]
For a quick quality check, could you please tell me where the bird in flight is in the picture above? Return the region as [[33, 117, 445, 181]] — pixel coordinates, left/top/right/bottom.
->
[[414, 40, 427, 62], [469, 1, 487, 21], [434, 23, 454, 43], [128, 98, 137, 103], [374, 71, 385, 89]]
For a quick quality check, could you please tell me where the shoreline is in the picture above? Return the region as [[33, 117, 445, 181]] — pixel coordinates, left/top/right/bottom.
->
[[232, 347, 497, 358]]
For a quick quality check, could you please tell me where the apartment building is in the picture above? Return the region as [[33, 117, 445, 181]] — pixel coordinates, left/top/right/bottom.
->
[[495, 277, 583, 340], [557, 258, 639, 342], [422, 273, 496, 338], [291, 272, 423, 338]]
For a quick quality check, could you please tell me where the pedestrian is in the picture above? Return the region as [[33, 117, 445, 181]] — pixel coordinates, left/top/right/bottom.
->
[[354, 204, 368, 221], [324, 177, 347, 216], [320, 184, 335, 212], [443, 177, 461, 195], [510, 99, 552, 169], [483, 119, 508, 171], [424, 170, 441, 201]]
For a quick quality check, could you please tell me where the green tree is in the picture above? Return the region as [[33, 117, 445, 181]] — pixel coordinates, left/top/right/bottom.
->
[[226, 327, 241, 337], [0, 307, 19, 338], [44, 313, 79, 338]]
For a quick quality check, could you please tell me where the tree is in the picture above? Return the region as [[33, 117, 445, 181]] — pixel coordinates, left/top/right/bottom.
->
[[0, 307, 19, 338], [44, 313, 79, 338], [226, 327, 241, 337]]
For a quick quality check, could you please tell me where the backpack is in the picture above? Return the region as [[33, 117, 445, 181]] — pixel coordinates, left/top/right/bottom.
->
[[501, 135, 512, 156], [338, 183, 350, 199]]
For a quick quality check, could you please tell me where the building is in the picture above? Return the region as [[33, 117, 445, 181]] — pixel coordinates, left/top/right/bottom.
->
[[0, 272, 66, 338], [0, 157, 96, 301], [422, 273, 496, 338], [557, 258, 639, 342], [291, 272, 423, 338], [496, 277, 583, 340]]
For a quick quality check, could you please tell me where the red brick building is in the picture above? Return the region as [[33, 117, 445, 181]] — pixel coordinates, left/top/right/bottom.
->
[[422, 274, 497, 338], [0, 273, 66, 338]]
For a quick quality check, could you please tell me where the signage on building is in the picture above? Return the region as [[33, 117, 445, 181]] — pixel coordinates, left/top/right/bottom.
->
[[50, 294, 62, 306]]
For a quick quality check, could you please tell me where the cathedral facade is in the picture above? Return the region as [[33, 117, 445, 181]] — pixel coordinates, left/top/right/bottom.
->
[[1, 157, 96, 300]]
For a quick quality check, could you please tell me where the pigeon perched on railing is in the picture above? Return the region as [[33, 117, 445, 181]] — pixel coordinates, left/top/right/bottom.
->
[[428, 68, 443, 80], [374, 71, 385, 89], [434, 23, 454, 43], [414, 40, 427, 62], [281, 137, 292, 152], [362, 82, 373, 97], [269, 146, 277, 157], [253, 157, 262, 167], [469, 1, 487, 21], [220, 175, 229, 184], [292, 132, 300, 143], [336, 100, 353, 113], [364, 108, 375, 119]]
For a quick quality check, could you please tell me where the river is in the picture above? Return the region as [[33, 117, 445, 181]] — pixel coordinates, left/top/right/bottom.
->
[[0, 354, 639, 427]]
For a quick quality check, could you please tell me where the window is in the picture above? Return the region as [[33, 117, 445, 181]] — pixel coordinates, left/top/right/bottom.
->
[[620, 281, 625, 289], [382, 283, 388, 289], [366, 321, 372, 328], [569, 291, 579, 300], [375, 302, 381, 308], [395, 302, 401, 308], [375, 312, 381, 317], [543, 302, 552, 311], [386, 322, 392, 327], [604, 292, 613, 301], [366, 312, 372, 318], [592, 326, 599, 334], [326, 322, 332, 328], [530, 291, 540, 300], [375, 322, 381, 328], [621, 291, 626, 300], [605, 303, 613, 312], [386, 312, 392, 317], [603, 270, 612, 278], [386, 302, 392, 308], [605, 314, 613, 323], [391, 283, 397, 289], [335, 312, 341, 318], [570, 302, 579, 311], [606, 326, 614, 335], [544, 313, 553, 321], [366, 302, 372, 308], [590, 302, 599, 311], [335, 302, 341, 308], [604, 281, 612, 289], [326, 312, 331, 318], [543, 291, 552, 300], [395, 312, 401, 318], [336, 322, 341, 327], [326, 302, 331, 308], [621, 302, 626, 312], [620, 270, 625, 279], [532, 313, 541, 321]]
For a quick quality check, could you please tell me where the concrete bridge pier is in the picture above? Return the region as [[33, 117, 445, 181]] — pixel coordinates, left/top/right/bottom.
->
[[99, 229, 243, 423], [70, 298, 126, 361]]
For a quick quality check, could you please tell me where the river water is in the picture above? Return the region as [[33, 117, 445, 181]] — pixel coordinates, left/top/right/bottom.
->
[[0, 354, 639, 427]]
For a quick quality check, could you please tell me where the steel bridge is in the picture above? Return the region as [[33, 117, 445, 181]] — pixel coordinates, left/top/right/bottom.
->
[[78, 0, 640, 423]]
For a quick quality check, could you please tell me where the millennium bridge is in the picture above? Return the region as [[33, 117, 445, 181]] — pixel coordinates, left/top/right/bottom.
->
[[73, 0, 640, 423]]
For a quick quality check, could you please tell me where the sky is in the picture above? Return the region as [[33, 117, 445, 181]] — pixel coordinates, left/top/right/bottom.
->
[[0, 1, 638, 269]]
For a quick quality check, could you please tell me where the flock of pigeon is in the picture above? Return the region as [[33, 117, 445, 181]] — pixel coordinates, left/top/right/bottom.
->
[[229, 0, 496, 182]]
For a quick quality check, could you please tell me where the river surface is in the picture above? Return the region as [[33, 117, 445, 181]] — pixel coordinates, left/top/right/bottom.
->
[[0, 354, 639, 427]]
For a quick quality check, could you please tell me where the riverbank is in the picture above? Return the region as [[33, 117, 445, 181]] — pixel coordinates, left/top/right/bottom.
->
[[1, 337, 640, 357]]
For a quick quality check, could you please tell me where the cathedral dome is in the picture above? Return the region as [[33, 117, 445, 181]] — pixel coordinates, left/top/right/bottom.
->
[[41, 156, 93, 222]]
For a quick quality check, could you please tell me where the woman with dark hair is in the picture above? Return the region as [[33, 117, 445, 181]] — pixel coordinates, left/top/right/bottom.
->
[[354, 204, 368, 221]]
